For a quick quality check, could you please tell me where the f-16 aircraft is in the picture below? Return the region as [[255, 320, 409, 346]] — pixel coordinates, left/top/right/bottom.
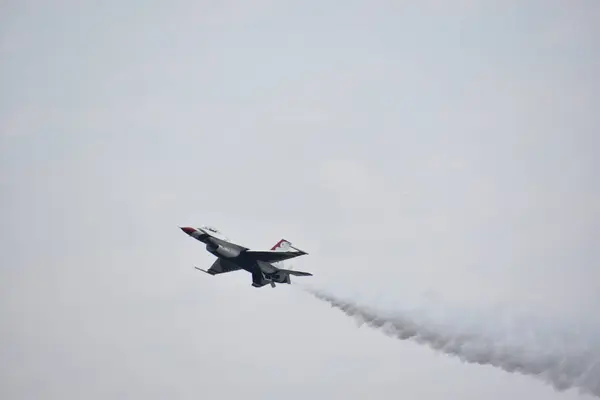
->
[[180, 225, 312, 288]]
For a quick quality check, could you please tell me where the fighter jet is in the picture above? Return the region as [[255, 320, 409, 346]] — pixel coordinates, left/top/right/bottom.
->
[[180, 225, 312, 288]]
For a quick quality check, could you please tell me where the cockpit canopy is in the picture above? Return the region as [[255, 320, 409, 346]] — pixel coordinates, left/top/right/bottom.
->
[[200, 225, 220, 234], [198, 225, 230, 241]]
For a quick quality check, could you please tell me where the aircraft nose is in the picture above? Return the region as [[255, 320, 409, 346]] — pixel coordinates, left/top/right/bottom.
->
[[180, 227, 196, 235]]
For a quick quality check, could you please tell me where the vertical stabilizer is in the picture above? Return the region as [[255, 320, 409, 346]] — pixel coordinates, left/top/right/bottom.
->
[[270, 239, 292, 268]]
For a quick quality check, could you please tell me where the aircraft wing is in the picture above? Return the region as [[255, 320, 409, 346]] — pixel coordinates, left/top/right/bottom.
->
[[245, 250, 308, 263], [195, 258, 241, 275]]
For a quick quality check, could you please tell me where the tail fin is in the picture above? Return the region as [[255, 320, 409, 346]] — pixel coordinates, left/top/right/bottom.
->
[[271, 239, 292, 252], [270, 239, 292, 268]]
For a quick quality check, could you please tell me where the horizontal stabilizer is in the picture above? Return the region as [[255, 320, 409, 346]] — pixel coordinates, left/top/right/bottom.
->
[[280, 268, 312, 277]]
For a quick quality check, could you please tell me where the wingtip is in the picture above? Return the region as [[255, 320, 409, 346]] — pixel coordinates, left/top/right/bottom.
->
[[194, 267, 214, 275]]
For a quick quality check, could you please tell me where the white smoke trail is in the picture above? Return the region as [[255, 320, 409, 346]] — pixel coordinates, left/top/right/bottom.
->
[[303, 286, 600, 398]]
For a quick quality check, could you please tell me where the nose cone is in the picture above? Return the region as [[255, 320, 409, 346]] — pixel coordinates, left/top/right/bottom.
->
[[180, 227, 196, 235]]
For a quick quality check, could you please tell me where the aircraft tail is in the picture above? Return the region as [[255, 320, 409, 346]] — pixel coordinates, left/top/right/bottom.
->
[[270, 239, 292, 268], [271, 239, 292, 252], [253, 239, 311, 287], [268, 238, 311, 278]]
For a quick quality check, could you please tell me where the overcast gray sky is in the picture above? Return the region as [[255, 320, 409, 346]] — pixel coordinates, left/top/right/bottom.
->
[[2, 1, 599, 399]]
